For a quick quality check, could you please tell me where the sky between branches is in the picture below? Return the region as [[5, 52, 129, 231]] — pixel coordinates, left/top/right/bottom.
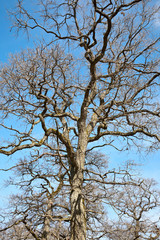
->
[[0, 0, 160, 208]]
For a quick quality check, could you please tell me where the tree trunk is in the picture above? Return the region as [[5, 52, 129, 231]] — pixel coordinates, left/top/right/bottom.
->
[[70, 131, 87, 240], [41, 197, 52, 240], [70, 167, 86, 240]]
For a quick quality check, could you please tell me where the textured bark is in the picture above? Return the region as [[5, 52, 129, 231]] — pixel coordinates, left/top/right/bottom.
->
[[41, 197, 52, 240], [70, 167, 86, 240], [70, 130, 87, 240]]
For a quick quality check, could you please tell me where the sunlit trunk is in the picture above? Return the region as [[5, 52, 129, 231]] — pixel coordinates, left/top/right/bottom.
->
[[70, 167, 86, 240], [70, 131, 87, 240]]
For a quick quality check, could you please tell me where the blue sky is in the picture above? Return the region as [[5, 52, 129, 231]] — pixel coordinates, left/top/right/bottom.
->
[[0, 0, 36, 63], [0, 0, 160, 208]]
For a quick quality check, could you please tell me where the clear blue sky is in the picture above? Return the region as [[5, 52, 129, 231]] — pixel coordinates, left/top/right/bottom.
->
[[0, 0, 160, 206], [0, 0, 36, 63]]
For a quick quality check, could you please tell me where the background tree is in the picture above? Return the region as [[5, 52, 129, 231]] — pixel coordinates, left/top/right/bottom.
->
[[104, 179, 160, 240], [0, 0, 160, 239]]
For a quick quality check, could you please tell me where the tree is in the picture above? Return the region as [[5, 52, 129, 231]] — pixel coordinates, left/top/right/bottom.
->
[[0, 0, 160, 239], [104, 179, 160, 239]]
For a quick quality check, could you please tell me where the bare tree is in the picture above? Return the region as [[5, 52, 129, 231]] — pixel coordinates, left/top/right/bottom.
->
[[104, 179, 160, 240], [0, 0, 160, 239], [0, 146, 71, 240]]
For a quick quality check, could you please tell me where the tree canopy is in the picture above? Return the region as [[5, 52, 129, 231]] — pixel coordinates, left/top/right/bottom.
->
[[0, 0, 160, 239]]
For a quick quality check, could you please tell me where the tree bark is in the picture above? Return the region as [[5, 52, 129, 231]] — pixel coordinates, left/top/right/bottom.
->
[[70, 168, 86, 240], [41, 197, 52, 240], [70, 131, 87, 240]]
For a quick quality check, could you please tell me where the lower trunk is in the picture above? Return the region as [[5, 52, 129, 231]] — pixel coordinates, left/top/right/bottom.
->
[[41, 197, 52, 240], [70, 126, 88, 239], [70, 168, 86, 240]]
